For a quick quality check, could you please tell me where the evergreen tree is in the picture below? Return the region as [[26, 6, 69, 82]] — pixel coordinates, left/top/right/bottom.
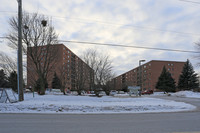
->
[[8, 71, 18, 92], [52, 72, 61, 89], [0, 69, 9, 87], [35, 78, 48, 93], [156, 66, 176, 93], [178, 59, 199, 90]]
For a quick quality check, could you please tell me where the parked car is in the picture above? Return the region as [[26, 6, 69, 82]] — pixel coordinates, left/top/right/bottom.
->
[[81, 91, 86, 95], [109, 90, 117, 96], [71, 91, 78, 95], [90, 91, 95, 94], [141, 90, 153, 95], [99, 91, 106, 96], [118, 91, 125, 94]]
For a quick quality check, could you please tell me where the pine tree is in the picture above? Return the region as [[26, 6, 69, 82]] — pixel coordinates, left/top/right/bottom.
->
[[156, 66, 176, 93], [0, 69, 9, 87], [8, 71, 18, 92], [35, 78, 48, 93], [52, 72, 61, 89], [178, 59, 199, 90]]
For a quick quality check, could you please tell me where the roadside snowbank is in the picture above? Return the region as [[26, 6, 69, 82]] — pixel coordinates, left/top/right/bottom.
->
[[172, 91, 200, 98], [0, 93, 196, 114]]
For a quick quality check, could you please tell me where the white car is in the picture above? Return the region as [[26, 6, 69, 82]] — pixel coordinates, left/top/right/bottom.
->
[[99, 91, 106, 96], [109, 90, 117, 96], [118, 91, 125, 94]]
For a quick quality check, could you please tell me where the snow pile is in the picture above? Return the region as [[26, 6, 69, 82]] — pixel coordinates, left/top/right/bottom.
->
[[172, 91, 200, 98], [0, 93, 196, 114], [152, 92, 167, 96], [113, 93, 130, 97]]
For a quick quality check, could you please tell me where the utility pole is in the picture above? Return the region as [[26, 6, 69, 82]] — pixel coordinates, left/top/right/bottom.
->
[[17, 0, 24, 101]]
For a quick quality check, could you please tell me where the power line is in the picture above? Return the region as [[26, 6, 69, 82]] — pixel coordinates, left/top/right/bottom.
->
[[59, 40, 200, 54], [1, 36, 199, 53], [48, 15, 200, 37], [1, 11, 200, 37], [0, 11, 17, 15], [0, 11, 17, 13], [180, 0, 200, 4], [0, 36, 189, 50]]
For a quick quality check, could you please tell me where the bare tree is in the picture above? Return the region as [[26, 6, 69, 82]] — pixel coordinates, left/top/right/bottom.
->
[[7, 12, 59, 95], [96, 55, 113, 86], [55, 53, 93, 95], [57, 64, 69, 95], [82, 49, 114, 90], [75, 58, 92, 95], [0, 52, 27, 83], [0, 52, 17, 75]]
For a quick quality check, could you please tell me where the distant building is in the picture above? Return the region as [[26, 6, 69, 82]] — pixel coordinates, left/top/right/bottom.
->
[[111, 60, 185, 91], [27, 44, 94, 91]]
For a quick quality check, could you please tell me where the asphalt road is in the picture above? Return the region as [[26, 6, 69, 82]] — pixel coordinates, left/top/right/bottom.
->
[[0, 96, 200, 133]]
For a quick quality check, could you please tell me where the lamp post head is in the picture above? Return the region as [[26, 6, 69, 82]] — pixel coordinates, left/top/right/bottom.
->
[[139, 60, 146, 62]]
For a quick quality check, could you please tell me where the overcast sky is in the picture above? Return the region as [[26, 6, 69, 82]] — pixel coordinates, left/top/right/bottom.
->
[[1, 0, 200, 76]]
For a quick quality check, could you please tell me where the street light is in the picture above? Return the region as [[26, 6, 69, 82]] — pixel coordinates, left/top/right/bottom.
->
[[139, 60, 145, 92]]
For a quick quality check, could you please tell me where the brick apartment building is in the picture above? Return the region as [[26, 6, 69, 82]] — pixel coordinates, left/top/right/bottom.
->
[[111, 60, 186, 91], [27, 44, 94, 91]]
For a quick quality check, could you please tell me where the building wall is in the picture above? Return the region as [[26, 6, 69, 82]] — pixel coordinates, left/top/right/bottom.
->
[[111, 60, 185, 91], [27, 44, 93, 91]]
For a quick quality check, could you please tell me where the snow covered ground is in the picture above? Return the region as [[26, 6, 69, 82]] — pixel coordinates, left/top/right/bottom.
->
[[171, 91, 200, 98], [0, 92, 196, 114], [152, 91, 200, 98]]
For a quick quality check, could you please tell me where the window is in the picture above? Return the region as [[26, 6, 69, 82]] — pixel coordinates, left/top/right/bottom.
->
[[168, 64, 170, 66], [149, 63, 151, 66], [144, 65, 146, 68], [168, 68, 170, 71], [171, 64, 173, 66]]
